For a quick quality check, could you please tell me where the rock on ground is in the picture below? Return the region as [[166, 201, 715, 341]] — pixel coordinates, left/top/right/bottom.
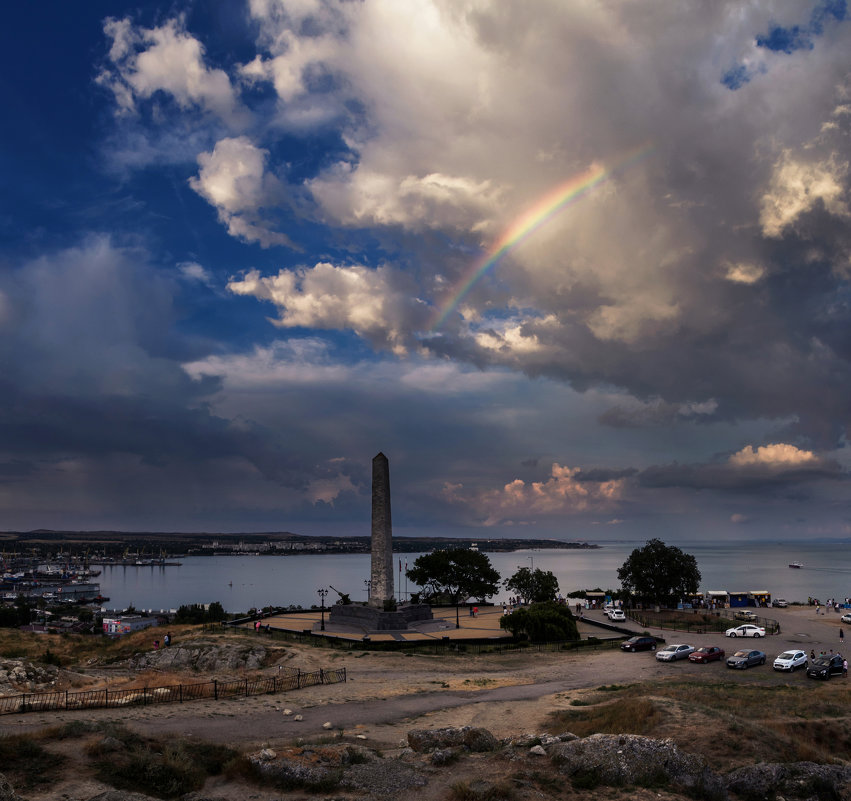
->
[[407, 726, 499, 753], [549, 733, 726, 799], [726, 761, 851, 801]]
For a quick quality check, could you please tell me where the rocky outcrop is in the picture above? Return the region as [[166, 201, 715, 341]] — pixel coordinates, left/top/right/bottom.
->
[[725, 761, 851, 801], [0, 659, 60, 695], [407, 726, 499, 753], [549, 733, 726, 799], [0, 773, 23, 801], [128, 642, 270, 672]]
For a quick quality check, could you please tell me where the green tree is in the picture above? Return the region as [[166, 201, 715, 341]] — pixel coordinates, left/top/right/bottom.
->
[[500, 601, 578, 642], [617, 538, 701, 608], [504, 567, 559, 603], [406, 548, 500, 628]]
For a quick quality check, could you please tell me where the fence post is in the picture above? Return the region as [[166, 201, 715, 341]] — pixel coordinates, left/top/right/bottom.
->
[[105, 688, 108, 708], [297, 669, 301, 689], [272, 676, 276, 693], [65, 690, 68, 710], [342, 667, 346, 683], [320, 668, 324, 684], [179, 684, 183, 703], [213, 679, 218, 700], [245, 678, 249, 697]]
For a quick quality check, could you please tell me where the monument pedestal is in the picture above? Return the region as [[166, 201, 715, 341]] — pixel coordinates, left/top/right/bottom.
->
[[328, 602, 433, 632]]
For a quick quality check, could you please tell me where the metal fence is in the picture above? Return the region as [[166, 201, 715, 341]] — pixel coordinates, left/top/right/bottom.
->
[[0, 666, 346, 716], [629, 610, 780, 635]]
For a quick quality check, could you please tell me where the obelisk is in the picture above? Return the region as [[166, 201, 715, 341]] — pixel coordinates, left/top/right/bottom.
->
[[369, 452, 394, 607]]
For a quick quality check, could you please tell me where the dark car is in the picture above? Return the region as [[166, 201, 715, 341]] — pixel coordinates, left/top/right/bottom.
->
[[726, 649, 766, 669], [621, 636, 657, 652], [689, 646, 725, 663], [806, 654, 845, 680]]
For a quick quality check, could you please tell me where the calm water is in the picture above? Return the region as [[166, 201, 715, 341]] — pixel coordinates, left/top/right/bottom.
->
[[94, 541, 851, 613]]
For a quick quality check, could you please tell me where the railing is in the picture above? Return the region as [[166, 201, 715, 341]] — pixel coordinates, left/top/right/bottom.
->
[[629, 609, 780, 635], [0, 666, 346, 716]]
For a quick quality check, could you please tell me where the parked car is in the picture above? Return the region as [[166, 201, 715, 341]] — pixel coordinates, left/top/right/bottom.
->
[[806, 654, 845, 680], [725, 624, 766, 638], [841, 613, 851, 624], [772, 599, 788, 608], [734, 610, 758, 621], [608, 609, 626, 622], [621, 636, 657, 652], [726, 649, 766, 669], [689, 646, 725, 663], [773, 650, 808, 671], [656, 643, 695, 662]]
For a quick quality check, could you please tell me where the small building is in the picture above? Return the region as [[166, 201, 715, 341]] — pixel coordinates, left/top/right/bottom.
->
[[102, 615, 159, 636], [707, 591, 729, 608], [749, 591, 771, 607]]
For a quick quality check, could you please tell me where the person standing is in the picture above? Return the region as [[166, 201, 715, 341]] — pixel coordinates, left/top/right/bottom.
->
[[840, 628, 845, 643], [844, 658, 848, 678]]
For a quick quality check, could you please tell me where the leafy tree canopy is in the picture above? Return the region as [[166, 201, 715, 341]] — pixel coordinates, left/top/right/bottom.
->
[[406, 548, 500, 605], [617, 538, 701, 606], [504, 566, 559, 603], [500, 601, 579, 642]]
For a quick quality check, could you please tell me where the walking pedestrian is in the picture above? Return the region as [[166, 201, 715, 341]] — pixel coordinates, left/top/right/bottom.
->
[[841, 628, 845, 643], [844, 659, 848, 678]]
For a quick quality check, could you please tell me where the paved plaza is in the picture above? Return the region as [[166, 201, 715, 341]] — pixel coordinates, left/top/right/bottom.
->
[[254, 604, 606, 642]]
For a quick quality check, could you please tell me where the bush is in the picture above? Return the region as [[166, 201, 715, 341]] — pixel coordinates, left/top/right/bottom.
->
[[500, 601, 579, 642]]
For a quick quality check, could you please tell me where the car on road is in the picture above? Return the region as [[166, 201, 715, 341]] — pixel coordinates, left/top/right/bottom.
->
[[841, 613, 851, 624], [608, 609, 626, 622], [734, 610, 758, 621], [656, 643, 695, 662], [773, 650, 808, 671], [689, 646, 725, 663], [772, 599, 788, 608], [725, 624, 766, 638], [727, 649, 766, 669], [806, 654, 845, 680], [621, 635, 657, 652]]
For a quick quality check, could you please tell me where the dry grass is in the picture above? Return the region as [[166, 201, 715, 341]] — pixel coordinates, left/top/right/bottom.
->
[[547, 697, 663, 737], [544, 679, 851, 772]]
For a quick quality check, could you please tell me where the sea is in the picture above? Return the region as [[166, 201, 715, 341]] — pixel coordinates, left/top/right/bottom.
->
[[93, 540, 851, 614]]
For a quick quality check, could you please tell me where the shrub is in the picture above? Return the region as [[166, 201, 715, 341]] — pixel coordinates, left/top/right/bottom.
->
[[500, 601, 579, 641]]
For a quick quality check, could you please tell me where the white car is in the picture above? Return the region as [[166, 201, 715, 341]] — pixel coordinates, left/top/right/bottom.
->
[[772, 599, 788, 608], [841, 613, 851, 624], [725, 624, 766, 638], [773, 650, 808, 671], [608, 609, 626, 622], [655, 643, 695, 662]]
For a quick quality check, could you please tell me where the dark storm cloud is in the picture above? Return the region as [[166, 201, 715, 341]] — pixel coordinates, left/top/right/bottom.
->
[[575, 467, 639, 483], [0, 239, 333, 496], [638, 456, 846, 492]]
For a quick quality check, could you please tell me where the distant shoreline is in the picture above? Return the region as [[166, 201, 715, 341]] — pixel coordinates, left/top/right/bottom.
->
[[0, 529, 599, 557]]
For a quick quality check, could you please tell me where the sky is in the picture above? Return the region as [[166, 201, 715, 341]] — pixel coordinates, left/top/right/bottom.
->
[[1, 1, 851, 542]]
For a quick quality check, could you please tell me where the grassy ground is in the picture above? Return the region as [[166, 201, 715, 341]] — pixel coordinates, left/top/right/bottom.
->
[[545, 679, 851, 770]]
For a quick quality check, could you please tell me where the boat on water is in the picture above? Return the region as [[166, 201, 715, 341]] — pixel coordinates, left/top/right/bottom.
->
[[789, 561, 803, 569]]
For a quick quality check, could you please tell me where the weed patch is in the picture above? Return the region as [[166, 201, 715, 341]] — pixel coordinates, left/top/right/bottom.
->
[[547, 697, 661, 737], [0, 734, 66, 789]]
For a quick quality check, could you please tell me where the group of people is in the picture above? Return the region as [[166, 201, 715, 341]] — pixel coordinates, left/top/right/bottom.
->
[[810, 649, 848, 676], [152, 632, 172, 650], [809, 597, 848, 614]]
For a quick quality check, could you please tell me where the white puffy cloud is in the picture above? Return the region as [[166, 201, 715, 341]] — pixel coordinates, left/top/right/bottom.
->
[[443, 463, 626, 526], [760, 152, 849, 238], [728, 443, 821, 470], [227, 263, 430, 352], [189, 137, 294, 248], [99, 16, 246, 126]]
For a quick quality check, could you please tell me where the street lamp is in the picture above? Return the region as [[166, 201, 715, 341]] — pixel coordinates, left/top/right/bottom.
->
[[317, 588, 328, 631]]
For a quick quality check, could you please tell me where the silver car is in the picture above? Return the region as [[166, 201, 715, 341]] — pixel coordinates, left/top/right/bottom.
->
[[773, 650, 807, 671], [655, 643, 695, 662]]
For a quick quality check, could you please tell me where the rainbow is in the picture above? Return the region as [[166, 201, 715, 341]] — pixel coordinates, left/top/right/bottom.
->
[[430, 143, 654, 330]]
